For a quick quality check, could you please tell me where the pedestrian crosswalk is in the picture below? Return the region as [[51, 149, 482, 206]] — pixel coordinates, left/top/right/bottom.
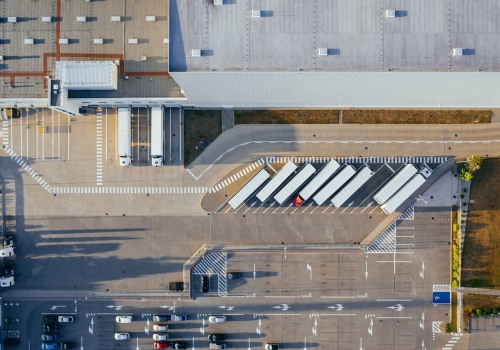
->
[[264, 156, 450, 165], [96, 109, 103, 186], [51, 186, 208, 194], [367, 223, 397, 253], [210, 159, 265, 193], [442, 334, 462, 349], [192, 252, 228, 297], [2, 147, 52, 193], [1, 111, 9, 147], [397, 207, 415, 221]]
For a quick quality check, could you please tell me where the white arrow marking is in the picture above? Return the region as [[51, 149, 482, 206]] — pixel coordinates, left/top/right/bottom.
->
[[200, 318, 205, 335], [420, 261, 425, 279], [359, 337, 363, 350], [306, 264, 312, 280], [368, 318, 373, 336], [89, 317, 94, 335], [387, 304, 404, 311], [365, 261, 368, 279], [284, 246, 287, 259], [136, 336, 139, 350], [50, 306, 66, 310], [304, 337, 307, 350], [105, 305, 123, 311], [160, 305, 175, 310], [218, 305, 235, 311], [273, 304, 290, 311], [248, 337, 252, 350], [253, 264, 256, 279], [192, 337, 195, 350], [80, 336, 84, 350], [145, 318, 150, 334], [327, 304, 344, 311], [74, 300, 78, 313]]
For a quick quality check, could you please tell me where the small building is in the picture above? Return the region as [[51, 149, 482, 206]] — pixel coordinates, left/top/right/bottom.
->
[[55, 61, 118, 90]]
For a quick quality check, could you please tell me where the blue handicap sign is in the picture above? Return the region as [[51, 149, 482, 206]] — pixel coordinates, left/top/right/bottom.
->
[[433, 291, 451, 304]]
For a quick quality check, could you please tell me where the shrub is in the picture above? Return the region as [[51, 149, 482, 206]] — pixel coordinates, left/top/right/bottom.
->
[[452, 280, 458, 288]]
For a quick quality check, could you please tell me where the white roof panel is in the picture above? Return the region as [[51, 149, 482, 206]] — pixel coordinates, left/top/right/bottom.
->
[[55, 61, 118, 90]]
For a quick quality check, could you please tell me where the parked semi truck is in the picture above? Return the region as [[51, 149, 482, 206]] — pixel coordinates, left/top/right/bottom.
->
[[118, 107, 132, 167], [151, 106, 164, 166]]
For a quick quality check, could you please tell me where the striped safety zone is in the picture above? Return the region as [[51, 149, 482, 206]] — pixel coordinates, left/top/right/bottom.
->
[[398, 206, 415, 221], [433, 284, 451, 292], [442, 334, 462, 350], [367, 223, 396, 253], [210, 159, 265, 193], [192, 252, 228, 297], [1, 112, 9, 146]]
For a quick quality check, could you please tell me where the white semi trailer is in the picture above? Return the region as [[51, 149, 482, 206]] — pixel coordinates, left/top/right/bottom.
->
[[373, 164, 418, 205], [228, 168, 270, 210], [256, 160, 297, 203], [151, 106, 164, 166], [331, 166, 373, 208], [118, 107, 132, 167], [294, 159, 341, 205], [312, 165, 356, 206], [274, 163, 316, 205]]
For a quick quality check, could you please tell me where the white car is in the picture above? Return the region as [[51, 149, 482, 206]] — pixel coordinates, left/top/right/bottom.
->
[[208, 315, 226, 323], [153, 324, 168, 331], [171, 314, 188, 322], [116, 315, 133, 323], [0, 276, 15, 287], [114, 333, 130, 340], [153, 333, 169, 341], [58, 315, 74, 323]]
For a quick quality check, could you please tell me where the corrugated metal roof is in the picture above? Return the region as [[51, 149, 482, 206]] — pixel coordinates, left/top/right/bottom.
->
[[170, 71, 500, 108], [55, 61, 118, 90]]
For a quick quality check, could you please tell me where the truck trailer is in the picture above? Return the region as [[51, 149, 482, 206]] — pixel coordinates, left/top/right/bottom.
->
[[373, 164, 418, 205], [118, 107, 132, 167], [150, 106, 164, 166], [228, 168, 270, 210], [256, 160, 297, 203], [312, 165, 356, 206], [293, 159, 341, 206], [331, 166, 373, 208], [274, 163, 316, 205]]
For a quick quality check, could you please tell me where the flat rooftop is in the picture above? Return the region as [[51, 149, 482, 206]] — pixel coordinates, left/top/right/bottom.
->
[[0, 0, 182, 99], [170, 0, 500, 72]]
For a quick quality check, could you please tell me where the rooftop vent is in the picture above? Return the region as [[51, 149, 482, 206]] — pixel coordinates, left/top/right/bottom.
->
[[93, 38, 104, 44], [42, 17, 52, 22], [146, 16, 156, 22], [251, 10, 261, 18], [163, 38, 169, 44], [191, 49, 202, 57], [214, 0, 223, 5], [128, 38, 139, 44], [318, 48, 328, 56], [59, 38, 69, 45], [76, 16, 87, 22], [111, 16, 122, 22], [24, 39, 34, 45], [385, 10, 396, 18], [7, 17, 17, 23], [452, 48, 463, 56]]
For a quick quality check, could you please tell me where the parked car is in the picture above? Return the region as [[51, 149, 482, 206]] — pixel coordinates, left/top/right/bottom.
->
[[153, 333, 169, 341], [201, 275, 209, 293], [2, 262, 14, 276], [265, 344, 279, 350], [153, 315, 170, 322], [209, 343, 227, 350], [43, 324, 59, 332], [171, 314, 188, 322], [115, 315, 133, 323], [2, 235, 14, 247], [41, 343, 57, 350], [57, 315, 74, 323], [114, 333, 130, 340], [154, 342, 168, 349], [208, 315, 226, 323], [41, 334, 58, 341], [60, 342, 76, 349], [172, 341, 188, 349], [0, 275, 14, 287], [208, 334, 226, 342], [153, 324, 168, 331], [227, 272, 241, 280]]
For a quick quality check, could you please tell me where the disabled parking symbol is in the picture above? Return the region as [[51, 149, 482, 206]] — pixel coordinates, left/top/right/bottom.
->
[[432, 291, 450, 304]]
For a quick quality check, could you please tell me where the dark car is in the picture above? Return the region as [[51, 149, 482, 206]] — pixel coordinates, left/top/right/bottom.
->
[[60, 342, 76, 349], [227, 272, 241, 280], [201, 275, 209, 293], [3, 262, 15, 276], [153, 315, 170, 322], [43, 324, 60, 332], [41, 334, 58, 341], [44, 315, 58, 324], [208, 334, 226, 342], [172, 342, 188, 349], [2, 235, 14, 247]]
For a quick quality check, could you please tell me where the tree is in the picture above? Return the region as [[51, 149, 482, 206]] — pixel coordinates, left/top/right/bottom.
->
[[467, 154, 483, 172], [460, 167, 473, 181]]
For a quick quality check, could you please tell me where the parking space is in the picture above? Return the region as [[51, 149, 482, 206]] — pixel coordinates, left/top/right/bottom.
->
[[217, 156, 451, 217]]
